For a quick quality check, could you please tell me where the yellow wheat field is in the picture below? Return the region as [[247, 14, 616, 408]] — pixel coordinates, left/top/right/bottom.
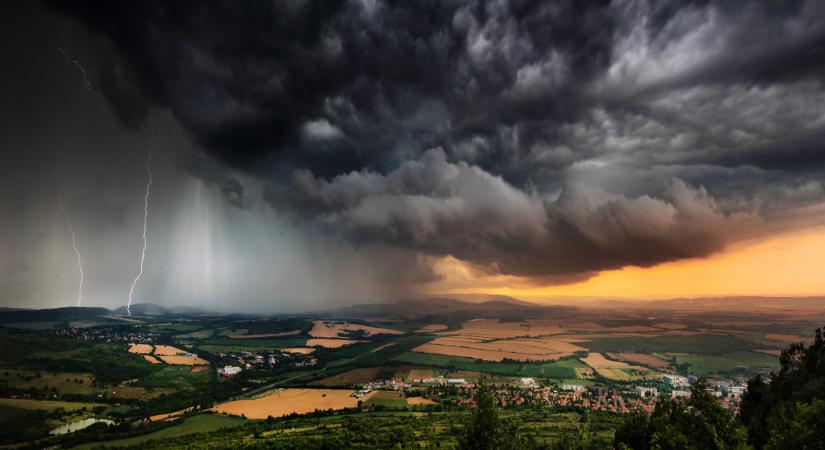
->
[[415, 324, 449, 333], [280, 347, 316, 354], [213, 388, 374, 419], [153, 345, 187, 356], [158, 355, 209, 366], [128, 344, 153, 354], [143, 355, 162, 364], [306, 338, 367, 348], [309, 320, 403, 338]]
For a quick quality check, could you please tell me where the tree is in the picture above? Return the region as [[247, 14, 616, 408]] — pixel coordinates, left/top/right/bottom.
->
[[739, 327, 825, 449], [614, 380, 749, 450], [458, 381, 531, 450]]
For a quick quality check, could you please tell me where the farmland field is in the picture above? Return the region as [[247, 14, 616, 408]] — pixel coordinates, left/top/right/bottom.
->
[[0, 370, 96, 395], [159, 355, 209, 366], [306, 338, 368, 348], [668, 351, 778, 376], [309, 321, 403, 338], [227, 330, 301, 339], [581, 334, 751, 354], [73, 414, 248, 449], [213, 388, 374, 419], [415, 324, 448, 333], [128, 343, 153, 354], [406, 396, 436, 405], [393, 351, 586, 378], [365, 390, 407, 408], [580, 353, 658, 381], [280, 347, 315, 354], [153, 345, 188, 356], [413, 336, 587, 362], [606, 352, 669, 368], [0, 398, 104, 411], [311, 367, 382, 386]]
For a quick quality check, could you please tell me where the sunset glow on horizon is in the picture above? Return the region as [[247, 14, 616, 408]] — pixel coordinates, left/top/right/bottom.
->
[[429, 220, 825, 302]]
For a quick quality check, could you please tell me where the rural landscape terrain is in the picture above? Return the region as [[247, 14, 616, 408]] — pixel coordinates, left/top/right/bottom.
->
[[1, 296, 823, 448], [4, 0, 825, 448]]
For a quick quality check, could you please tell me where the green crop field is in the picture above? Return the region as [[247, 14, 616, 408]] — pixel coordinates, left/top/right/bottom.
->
[[0, 370, 96, 396], [0, 398, 104, 411], [88, 410, 623, 449], [391, 352, 585, 378], [73, 414, 248, 449], [1, 321, 64, 330], [581, 334, 751, 354], [136, 366, 211, 390], [365, 390, 408, 408], [669, 351, 778, 376], [198, 337, 308, 350]]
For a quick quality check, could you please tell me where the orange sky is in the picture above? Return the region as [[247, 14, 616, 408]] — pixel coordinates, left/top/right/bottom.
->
[[426, 223, 825, 301]]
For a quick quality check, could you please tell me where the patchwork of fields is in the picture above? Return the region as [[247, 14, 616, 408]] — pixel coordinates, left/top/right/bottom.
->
[[1, 301, 813, 448], [128, 344, 209, 366]]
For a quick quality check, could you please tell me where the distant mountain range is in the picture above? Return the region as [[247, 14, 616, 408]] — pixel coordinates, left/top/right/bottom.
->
[[330, 296, 580, 320], [1, 295, 824, 324], [333, 294, 825, 319], [0, 303, 211, 324]]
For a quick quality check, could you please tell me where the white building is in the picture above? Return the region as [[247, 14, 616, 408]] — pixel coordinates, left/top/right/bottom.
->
[[561, 384, 585, 392], [219, 366, 242, 377], [727, 385, 747, 397], [447, 378, 466, 385], [663, 375, 689, 387], [636, 386, 658, 397]]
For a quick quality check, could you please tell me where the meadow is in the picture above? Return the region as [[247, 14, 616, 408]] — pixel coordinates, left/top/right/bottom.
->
[[668, 351, 779, 376], [72, 414, 247, 449]]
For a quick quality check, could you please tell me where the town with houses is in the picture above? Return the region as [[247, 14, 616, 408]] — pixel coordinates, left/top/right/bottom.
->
[[354, 373, 751, 415]]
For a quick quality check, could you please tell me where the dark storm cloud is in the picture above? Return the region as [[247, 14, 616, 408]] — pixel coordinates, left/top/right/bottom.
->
[[264, 148, 743, 281], [43, 0, 825, 283], [47, 0, 617, 176]]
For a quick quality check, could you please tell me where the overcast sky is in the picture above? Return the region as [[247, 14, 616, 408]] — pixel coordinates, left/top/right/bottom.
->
[[1, 0, 824, 312]]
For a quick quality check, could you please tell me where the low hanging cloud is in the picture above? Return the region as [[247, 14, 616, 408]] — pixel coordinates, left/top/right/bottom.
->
[[266, 148, 746, 283]]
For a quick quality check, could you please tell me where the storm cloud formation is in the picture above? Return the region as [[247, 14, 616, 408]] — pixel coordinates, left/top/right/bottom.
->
[[1, 0, 825, 308], [265, 148, 740, 282]]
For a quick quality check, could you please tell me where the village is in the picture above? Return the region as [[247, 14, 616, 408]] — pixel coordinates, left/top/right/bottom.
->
[[351, 374, 751, 416]]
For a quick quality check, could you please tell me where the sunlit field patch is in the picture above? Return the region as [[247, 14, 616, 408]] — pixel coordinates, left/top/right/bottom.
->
[[306, 338, 367, 348], [580, 353, 657, 381], [159, 355, 209, 366], [213, 388, 375, 419], [280, 347, 316, 354], [128, 343, 153, 354], [605, 352, 669, 368], [415, 324, 448, 333], [308, 320, 403, 338], [143, 355, 162, 364], [152, 345, 188, 356]]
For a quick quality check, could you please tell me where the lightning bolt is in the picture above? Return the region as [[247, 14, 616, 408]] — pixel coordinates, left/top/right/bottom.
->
[[127, 126, 153, 316], [58, 185, 84, 307], [59, 48, 92, 91]]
